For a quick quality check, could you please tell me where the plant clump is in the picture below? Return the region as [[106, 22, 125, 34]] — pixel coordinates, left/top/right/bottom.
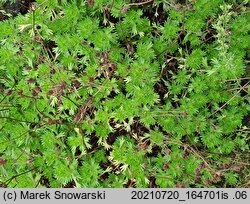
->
[[0, 0, 249, 188]]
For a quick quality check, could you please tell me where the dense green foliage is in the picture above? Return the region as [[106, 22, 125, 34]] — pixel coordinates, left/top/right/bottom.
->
[[0, 0, 249, 188]]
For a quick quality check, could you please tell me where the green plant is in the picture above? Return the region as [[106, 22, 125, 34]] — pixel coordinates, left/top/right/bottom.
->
[[0, 0, 249, 188]]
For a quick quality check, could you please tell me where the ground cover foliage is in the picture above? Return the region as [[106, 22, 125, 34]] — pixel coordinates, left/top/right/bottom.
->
[[0, 0, 249, 187]]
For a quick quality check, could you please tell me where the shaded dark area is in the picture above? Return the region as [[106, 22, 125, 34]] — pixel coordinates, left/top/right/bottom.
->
[[142, 2, 167, 26], [87, 132, 100, 153], [146, 144, 162, 158], [107, 119, 128, 145], [123, 179, 136, 188], [242, 112, 250, 127], [148, 176, 160, 188], [99, 160, 113, 181], [44, 40, 57, 60], [19, 0, 35, 15], [130, 117, 150, 136], [39, 175, 51, 187], [202, 26, 217, 44], [154, 80, 168, 105], [0, 0, 35, 20]]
